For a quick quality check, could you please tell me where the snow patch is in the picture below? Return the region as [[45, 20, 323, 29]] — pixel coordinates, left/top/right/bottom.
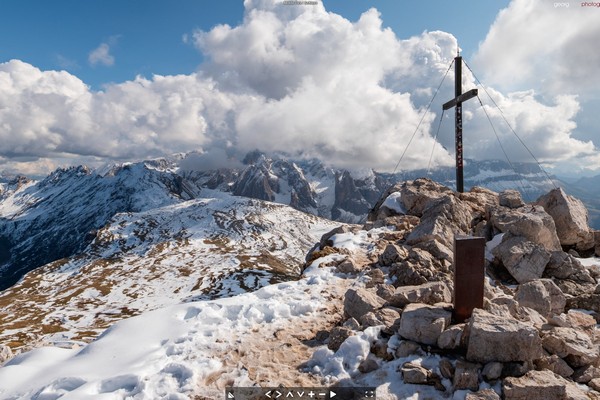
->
[[381, 192, 406, 215], [485, 233, 504, 261]]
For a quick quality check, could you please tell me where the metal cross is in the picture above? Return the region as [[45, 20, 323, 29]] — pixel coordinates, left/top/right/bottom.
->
[[442, 53, 478, 193]]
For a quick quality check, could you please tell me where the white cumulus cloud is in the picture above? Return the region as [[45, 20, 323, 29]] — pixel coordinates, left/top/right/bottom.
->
[[474, 0, 600, 97], [0, 0, 599, 176]]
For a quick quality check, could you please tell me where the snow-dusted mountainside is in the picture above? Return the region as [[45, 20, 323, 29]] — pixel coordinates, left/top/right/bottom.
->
[[0, 190, 340, 352], [0, 162, 199, 291]]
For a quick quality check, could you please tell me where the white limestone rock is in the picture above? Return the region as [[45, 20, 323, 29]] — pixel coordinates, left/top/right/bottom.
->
[[466, 309, 543, 363], [398, 303, 452, 346]]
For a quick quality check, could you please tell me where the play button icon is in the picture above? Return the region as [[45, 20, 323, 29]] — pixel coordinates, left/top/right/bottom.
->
[[329, 391, 336, 398]]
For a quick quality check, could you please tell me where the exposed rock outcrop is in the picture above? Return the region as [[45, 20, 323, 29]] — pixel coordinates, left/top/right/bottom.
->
[[514, 279, 565, 318], [308, 179, 600, 398], [492, 235, 551, 283], [536, 188, 595, 252], [489, 206, 561, 251]]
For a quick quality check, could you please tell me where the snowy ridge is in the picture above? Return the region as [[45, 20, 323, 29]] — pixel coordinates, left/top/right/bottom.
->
[[0, 190, 340, 352]]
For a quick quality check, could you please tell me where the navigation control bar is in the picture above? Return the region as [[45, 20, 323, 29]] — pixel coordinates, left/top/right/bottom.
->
[[225, 387, 376, 400]]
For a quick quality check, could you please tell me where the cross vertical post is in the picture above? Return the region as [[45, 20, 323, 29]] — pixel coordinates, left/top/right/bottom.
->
[[455, 56, 463, 193], [442, 53, 478, 193]]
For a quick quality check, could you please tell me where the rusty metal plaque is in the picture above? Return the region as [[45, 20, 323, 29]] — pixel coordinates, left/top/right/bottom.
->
[[453, 236, 486, 323]]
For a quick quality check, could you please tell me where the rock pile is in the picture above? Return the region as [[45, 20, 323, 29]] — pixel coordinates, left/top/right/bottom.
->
[[307, 178, 600, 399]]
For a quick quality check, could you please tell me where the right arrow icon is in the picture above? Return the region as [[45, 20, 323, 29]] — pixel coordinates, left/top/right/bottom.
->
[[329, 391, 336, 398]]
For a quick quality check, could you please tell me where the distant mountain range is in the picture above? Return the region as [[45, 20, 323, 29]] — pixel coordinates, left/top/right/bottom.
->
[[1, 152, 598, 294]]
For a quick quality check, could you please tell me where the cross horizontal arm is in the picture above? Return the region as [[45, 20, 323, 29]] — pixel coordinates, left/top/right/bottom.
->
[[442, 88, 479, 110]]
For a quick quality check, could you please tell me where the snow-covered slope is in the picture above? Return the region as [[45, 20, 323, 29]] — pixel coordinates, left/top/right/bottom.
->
[[0, 260, 353, 399], [0, 190, 340, 352]]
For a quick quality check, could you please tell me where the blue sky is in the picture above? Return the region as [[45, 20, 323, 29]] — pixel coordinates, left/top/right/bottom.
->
[[0, 0, 598, 177], [1, 0, 508, 89]]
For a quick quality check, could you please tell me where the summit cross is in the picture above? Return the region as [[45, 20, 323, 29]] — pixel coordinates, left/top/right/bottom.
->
[[442, 52, 478, 193]]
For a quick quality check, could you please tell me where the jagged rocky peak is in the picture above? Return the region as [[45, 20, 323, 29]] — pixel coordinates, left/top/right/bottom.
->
[[305, 177, 600, 397], [233, 154, 318, 214], [229, 152, 392, 222]]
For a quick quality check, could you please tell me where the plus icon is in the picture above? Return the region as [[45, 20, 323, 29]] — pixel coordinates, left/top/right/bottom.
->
[[307, 391, 315, 398]]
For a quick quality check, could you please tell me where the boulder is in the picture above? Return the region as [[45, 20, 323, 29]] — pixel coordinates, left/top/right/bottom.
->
[[453, 360, 481, 391], [371, 339, 393, 361], [337, 258, 364, 274], [398, 178, 453, 217], [514, 279, 565, 318], [367, 182, 403, 221], [534, 353, 574, 378], [465, 389, 501, 400], [492, 236, 551, 283], [328, 326, 355, 351], [502, 361, 533, 378], [489, 206, 561, 251], [486, 296, 547, 329], [499, 189, 525, 209], [413, 240, 454, 263], [544, 251, 595, 284], [589, 378, 600, 392], [379, 243, 409, 266], [566, 309, 597, 330], [342, 317, 361, 330], [375, 284, 395, 301], [388, 281, 451, 307], [437, 323, 466, 350], [536, 188, 595, 252], [466, 309, 543, 363], [358, 358, 379, 373], [390, 247, 450, 287], [394, 340, 424, 358], [401, 362, 430, 384], [439, 358, 455, 379], [595, 230, 600, 257], [572, 365, 600, 383], [366, 269, 385, 287], [406, 194, 472, 249], [482, 362, 503, 381], [548, 310, 597, 336], [398, 303, 452, 346], [343, 288, 386, 320], [460, 186, 499, 216], [503, 370, 568, 400], [566, 293, 600, 313], [359, 308, 401, 335], [541, 327, 599, 368]]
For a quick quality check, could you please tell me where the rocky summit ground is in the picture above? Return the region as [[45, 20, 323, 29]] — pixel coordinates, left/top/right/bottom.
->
[[301, 178, 600, 399]]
